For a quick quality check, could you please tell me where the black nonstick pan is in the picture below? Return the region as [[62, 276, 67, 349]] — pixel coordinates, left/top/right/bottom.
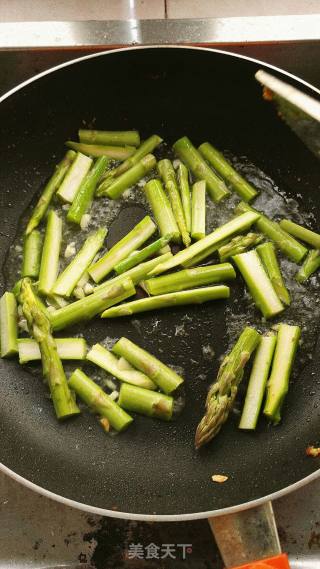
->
[[0, 46, 319, 521]]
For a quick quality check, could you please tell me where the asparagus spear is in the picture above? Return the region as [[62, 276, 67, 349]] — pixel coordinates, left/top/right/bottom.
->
[[52, 228, 107, 297], [118, 383, 173, 421], [141, 263, 236, 295], [0, 292, 18, 357], [195, 327, 260, 448], [257, 242, 291, 305], [296, 249, 320, 282], [101, 285, 230, 318], [89, 216, 156, 283], [112, 337, 184, 394], [79, 129, 140, 147], [239, 334, 277, 430], [18, 337, 87, 363], [158, 159, 191, 247], [38, 210, 62, 295], [97, 154, 156, 199], [198, 142, 258, 202], [69, 368, 133, 432], [22, 230, 42, 279], [191, 180, 206, 240], [264, 324, 301, 422], [144, 179, 180, 243], [57, 152, 93, 203], [19, 278, 80, 419], [50, 277, 135, 331], [67, 156, 108, 224], [236, 202, 308, 263], [97, 134, 163, 189], [233, 250, 284, 319], [113, 235, 172, 275], [86, 343, 156, 390], [279, 219, 320, 250], [92, 252, 173, 294], [218, 232, 263, 262], [66, 141, 135, 160], [25, 150, 76, 235], [148, 211, 260, 276], [173, 136, 230, 202], [177, 162, 192, 233]]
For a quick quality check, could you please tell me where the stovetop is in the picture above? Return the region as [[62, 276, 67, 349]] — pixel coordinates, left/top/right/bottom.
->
[[0, 20, 319, 568]]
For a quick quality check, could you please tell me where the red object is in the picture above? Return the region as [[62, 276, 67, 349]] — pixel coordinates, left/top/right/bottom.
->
[[230, 553, 290, 569]]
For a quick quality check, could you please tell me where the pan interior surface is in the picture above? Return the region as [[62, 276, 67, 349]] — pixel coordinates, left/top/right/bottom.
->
[[0, 47, 319, 519]]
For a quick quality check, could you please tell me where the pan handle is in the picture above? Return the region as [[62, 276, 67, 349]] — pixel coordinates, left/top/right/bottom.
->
[[208, 501, 281, 567]]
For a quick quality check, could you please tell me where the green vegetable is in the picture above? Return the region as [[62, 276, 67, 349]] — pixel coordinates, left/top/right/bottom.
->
[[233, 250, 284, 319], [101, 285, 230, 318], [0, 292, 18, 358], [264, 324, 301, 423], [198, 142, 258, 202], [89, 216, 156, 283], [22, 230, 42, 279], [141, 263, 236, 295], [173, 136, 230, 202], [69, 368, 133, 432], [112, 337, 184, 394], [195, 327, 261, 447], [118, 383, 173, 421], [38, 210, 62, 295]]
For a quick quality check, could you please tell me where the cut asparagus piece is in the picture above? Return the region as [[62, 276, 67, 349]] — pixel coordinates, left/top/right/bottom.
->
[[296, 249, 320, 282], [98, 134, 163, 189], [113, 235, 172, 275], [144, 179, 180, 243], [218, 232, 263, 262], [52, 228, 107, 297], [195, 327, 260, 448], [236, 202, 308, 263], [38, 210, 62, 295], [79, 129, 140, 147], [66, 141, 135, 159], [69, 368, 133, 432], [19, 278, 80, 419], [198, 142, 258, 202], [50, 277, 135, 331], [182, 239, 228, 268], [89, 216, 156, 283], [279, 219, 320, 250], [22, 230, 42, 278], [0, 292, 18, 357], [112, 337, 184, 394], [18, 337, 87, 363], [102, 285, 230, 318], [86, 343, 156, 390], [158, 159, 191, 247], [233, 250, 284, 319], [239, 334, 277, 430], [118, 383, 173, 420], [93, 252, 173, 294], [141, 263, 236, 295], [257, 241, 291, 305], [173, 136, 230, 202], [177, 161, 192, 233], [191, 180, 206, 240], [25, 150, 76, 235], [148, 211, 260, 276], [67, 156, 108, 224], [97, 154, 156, 199], [57, 152, 93, 203], [264, 324, 301, 422]]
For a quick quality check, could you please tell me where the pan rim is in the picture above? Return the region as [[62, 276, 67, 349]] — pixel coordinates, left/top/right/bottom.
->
[[1, 44, 319, 521]]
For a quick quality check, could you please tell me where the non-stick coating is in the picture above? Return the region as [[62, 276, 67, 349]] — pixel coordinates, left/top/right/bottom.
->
[[0, 47, 319, 519]]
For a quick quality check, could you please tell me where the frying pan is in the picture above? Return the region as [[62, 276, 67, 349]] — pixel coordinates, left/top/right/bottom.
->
[[0, 46, 319, 522]]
